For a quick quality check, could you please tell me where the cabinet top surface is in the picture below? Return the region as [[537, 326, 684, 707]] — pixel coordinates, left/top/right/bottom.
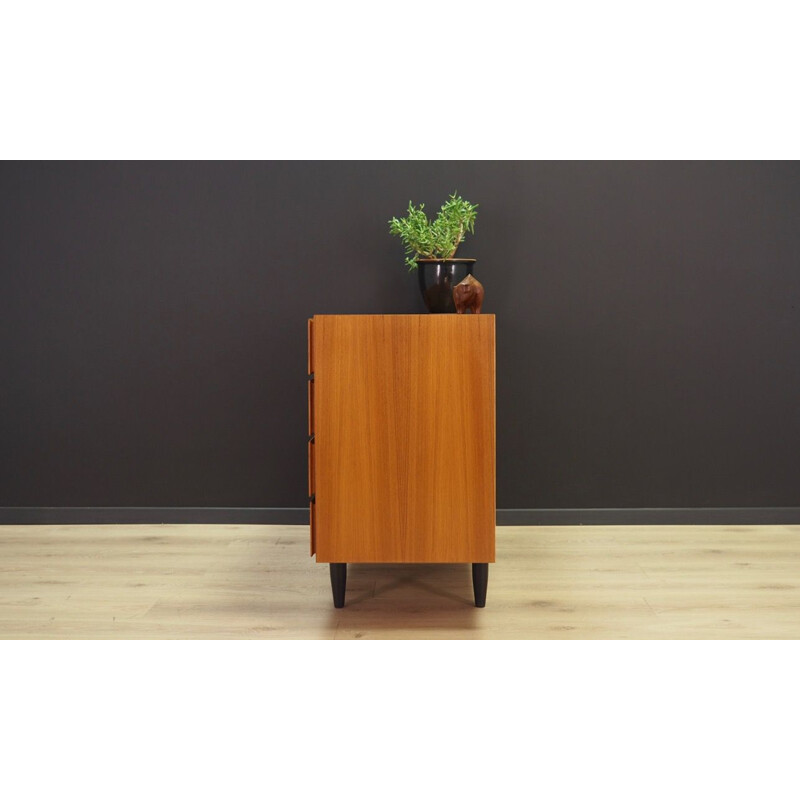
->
[[310, 313, 495, 319]]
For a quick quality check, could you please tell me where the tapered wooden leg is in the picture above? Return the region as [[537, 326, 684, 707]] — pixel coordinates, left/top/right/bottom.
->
[[472, 563, 488, 608], [330, 563, 347, 608]]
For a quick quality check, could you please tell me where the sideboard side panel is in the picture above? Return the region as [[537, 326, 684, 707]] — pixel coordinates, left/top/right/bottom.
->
[[315, 315, 495, 563]]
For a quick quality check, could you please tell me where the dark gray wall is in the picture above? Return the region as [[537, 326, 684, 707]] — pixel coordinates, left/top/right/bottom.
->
[[1, 162, 799, 514]]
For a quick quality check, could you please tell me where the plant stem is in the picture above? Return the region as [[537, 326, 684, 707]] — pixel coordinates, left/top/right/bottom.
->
[[447, 222, 464, 259]]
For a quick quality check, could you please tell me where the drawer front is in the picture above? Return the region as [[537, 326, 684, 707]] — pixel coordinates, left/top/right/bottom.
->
[[307, 318, 316, 556]]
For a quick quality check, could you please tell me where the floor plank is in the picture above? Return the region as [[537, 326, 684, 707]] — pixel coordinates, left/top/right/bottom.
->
[[0, 524, 798, 639]]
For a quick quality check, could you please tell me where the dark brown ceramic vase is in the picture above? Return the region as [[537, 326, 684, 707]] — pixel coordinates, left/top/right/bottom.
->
[[416, 258, 476, 313]]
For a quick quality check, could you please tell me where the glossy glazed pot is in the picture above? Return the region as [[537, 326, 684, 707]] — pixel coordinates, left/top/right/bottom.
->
[[416, 258, 476, 313]]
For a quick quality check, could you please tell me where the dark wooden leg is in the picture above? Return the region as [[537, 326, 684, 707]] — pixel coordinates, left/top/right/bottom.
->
[[472, 563, 488, 607], [330, 563, 347, 608]]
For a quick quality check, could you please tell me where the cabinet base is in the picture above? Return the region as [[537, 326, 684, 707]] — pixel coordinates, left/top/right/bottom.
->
[[327, 562, 489, 608]]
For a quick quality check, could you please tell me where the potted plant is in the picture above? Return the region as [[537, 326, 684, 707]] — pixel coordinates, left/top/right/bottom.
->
[[389, 192, 479, 313]]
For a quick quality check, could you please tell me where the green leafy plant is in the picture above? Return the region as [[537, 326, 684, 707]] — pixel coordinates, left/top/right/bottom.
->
[[389, 192, 478, 270]]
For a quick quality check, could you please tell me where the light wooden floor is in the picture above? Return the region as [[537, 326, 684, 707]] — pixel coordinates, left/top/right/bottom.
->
[[1, 524, 798, 639]]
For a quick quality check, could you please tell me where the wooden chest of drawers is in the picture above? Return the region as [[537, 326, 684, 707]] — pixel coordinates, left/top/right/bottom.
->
[[308, 314, 495, 607]]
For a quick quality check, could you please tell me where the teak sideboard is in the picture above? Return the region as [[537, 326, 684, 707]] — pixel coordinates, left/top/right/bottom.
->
[[307, 314, 496, 607]]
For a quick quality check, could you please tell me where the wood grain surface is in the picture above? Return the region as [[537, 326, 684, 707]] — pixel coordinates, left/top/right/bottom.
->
[[311, 314, 495, 563], [1, 524, 799, 639]]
